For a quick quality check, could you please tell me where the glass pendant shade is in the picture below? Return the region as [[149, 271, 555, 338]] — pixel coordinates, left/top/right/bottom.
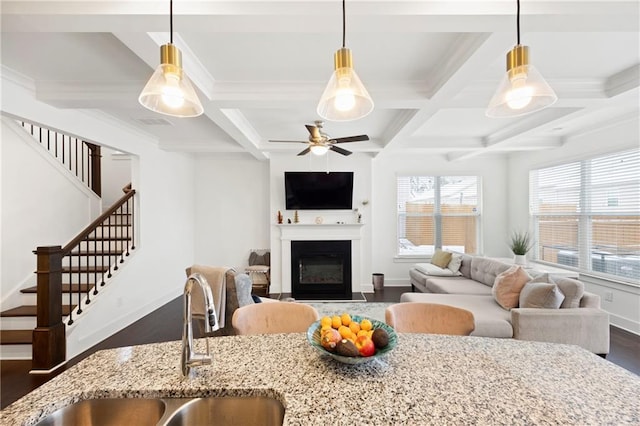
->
[[139, 44, 204, 118], [486, 45, 557, 118], [310, 145, 330, 156], [317, 48, 374, 122]]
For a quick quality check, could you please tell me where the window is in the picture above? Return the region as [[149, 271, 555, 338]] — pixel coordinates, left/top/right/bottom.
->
[[530, 149, 640, 282], [397, 176, 481, 256]]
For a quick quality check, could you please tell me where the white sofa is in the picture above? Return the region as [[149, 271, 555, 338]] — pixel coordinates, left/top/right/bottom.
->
[[406, 255, 610, 355]]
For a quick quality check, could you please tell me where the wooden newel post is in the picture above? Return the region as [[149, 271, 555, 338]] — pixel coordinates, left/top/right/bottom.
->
[[32, 245, 66, 371], [88, 143, 102, 197]]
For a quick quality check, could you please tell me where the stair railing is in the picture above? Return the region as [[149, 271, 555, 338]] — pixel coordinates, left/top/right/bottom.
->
[[18, 120, 102, 196], [33, 187, 135, 371]]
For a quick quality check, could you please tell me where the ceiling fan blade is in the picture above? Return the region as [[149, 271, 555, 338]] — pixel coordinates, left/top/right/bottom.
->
[[305, 124, 321, 139], [297, 147, 311, 156], [331, 135, 370, 143], [330, 145, 352, 156], [269, 140, 309, 144]]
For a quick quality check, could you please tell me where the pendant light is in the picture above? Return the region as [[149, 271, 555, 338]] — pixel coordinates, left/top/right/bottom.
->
[[317, 0, 374, 122], [138, 0, 204, 117], [486, 0, 557, 118]]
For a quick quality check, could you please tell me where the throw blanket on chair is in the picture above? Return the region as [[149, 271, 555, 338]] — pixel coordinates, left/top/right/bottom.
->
[[185, 265, 232, 329]]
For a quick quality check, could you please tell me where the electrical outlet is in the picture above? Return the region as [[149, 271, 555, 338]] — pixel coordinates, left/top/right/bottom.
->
[[604, 292, 614, 302]]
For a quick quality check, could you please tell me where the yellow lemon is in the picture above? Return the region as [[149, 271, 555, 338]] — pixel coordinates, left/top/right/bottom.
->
[[338, 325, 353, 340], [357, 330, 369, 338], [349, 321, 361, 335]]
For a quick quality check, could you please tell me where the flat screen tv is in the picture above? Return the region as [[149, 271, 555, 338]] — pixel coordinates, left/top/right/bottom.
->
[[285, 171, 354, 210]]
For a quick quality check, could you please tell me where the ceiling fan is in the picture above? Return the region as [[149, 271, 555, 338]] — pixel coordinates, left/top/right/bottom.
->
[[269, 120, 369, 156]]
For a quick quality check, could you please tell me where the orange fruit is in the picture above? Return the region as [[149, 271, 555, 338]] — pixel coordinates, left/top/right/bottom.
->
[[357, 330, 369, 338], [340, 313, 352, 326], [360, 319, 373, 331], [331, 315, 342, 329], [338, 325, 353, 340], [320, 316, 332, 328], [349, 321, 361, 334]]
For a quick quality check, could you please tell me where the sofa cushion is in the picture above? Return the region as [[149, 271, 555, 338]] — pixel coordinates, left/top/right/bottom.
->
[[554, 277, 585, 309], [415, 263, 462, 277], [431, 249, 452, 268], [425, 277, 493, 295], [448, 254, 463, 274], [459, 254, 473, 279], [519, 282, 564, 309], [470, 257, 512, 287], [400, 292, 513, 338], [492, 266, 531, 310]]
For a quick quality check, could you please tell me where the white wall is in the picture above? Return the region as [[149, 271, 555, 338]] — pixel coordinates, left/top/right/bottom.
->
[[100, 146, 132, 209], [1, 78, 196, 359], [193, 153, 270, 270], [508, 117, 640, 333], [372, 152, 509, 286], [1, 117, 99, 309]]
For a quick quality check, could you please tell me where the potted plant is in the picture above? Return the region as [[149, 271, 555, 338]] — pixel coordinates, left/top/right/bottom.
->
[[509, 230, 534, 266]]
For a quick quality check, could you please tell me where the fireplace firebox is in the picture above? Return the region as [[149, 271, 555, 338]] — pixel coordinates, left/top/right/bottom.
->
[[291, 240, 351, 299]]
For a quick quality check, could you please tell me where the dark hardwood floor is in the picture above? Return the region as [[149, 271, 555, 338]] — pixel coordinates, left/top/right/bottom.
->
[[2, 286, 638, 409]]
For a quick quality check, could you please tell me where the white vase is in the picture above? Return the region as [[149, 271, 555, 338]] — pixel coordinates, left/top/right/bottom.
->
[[514, 255, 528, 266]]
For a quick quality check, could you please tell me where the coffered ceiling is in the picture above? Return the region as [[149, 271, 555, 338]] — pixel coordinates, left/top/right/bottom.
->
[[1, 1, 638, 160]]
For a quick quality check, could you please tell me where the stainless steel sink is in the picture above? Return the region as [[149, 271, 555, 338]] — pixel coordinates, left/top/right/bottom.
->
[[163, 396, 285, 426], [34, 398, 166, 426], [35, 396, 285, 426]]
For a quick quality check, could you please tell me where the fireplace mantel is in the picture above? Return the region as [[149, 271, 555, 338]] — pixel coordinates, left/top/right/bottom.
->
[[277, 224, 363, 295]]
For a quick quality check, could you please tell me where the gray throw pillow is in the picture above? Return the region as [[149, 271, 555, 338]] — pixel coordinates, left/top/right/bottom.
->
[[519, 282, 565, 309], [234, 273, 255, 307], [553, 277, 585, 309]]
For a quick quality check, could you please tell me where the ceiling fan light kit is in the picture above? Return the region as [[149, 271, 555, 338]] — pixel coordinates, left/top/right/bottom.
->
[[317, 0, 374, 122], [138, 0, 204, 118], [486, 0, 557, 118], [268, 120, 369, 156]]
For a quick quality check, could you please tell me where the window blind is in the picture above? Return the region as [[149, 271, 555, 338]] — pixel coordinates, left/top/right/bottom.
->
[[397, 176, 480, 256], [530, 148, 640, 282]]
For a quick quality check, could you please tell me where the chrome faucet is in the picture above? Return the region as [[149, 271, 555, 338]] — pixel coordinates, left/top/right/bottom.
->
[[181, 273, 219, 377]]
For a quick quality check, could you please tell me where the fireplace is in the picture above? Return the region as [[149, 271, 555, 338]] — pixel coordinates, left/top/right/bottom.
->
[[291, 240, 351, 299]]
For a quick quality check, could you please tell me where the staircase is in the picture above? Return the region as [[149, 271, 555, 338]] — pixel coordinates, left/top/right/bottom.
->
[[0, 208, 134, 361]]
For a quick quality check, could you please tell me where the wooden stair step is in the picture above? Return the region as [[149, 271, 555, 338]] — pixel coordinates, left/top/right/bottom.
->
[[68, 250, 123, 256], [62, 265, 109, 273], [84, 236, 132, 241], [21, 284, 92, 294], [1, 330, 32, 345], [1, 305, 73, 317]]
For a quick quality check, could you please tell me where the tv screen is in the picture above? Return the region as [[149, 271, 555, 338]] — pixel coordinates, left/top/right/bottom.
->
[[285, 171, 354, 210]]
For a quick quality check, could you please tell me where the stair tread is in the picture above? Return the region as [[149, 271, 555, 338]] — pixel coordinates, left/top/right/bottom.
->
[[1, 330, 32, 345], [1, 305, 73, 317], [62, 266, 109, 273], [21, 284, 93, 293]]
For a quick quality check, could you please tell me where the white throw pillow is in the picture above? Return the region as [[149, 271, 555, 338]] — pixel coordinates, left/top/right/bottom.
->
[[415, 263, 461, 277], [447, 254, 463, 274]]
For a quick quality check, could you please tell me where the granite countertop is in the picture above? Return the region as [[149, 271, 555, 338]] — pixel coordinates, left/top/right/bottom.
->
[[2, 334, 640, 425]]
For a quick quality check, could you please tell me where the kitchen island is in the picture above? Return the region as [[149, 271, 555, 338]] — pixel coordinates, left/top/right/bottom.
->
[[2, 333, 639, 425]]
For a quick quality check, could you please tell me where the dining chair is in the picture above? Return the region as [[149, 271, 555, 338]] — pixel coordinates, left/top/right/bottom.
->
[[385, 302, 475, 336], [232, 301, 320, 335]]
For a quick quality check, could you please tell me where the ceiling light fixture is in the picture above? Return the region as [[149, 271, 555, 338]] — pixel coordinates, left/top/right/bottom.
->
[[486, 0, 557, 118], [138, 0, 204, 117], [317, 0, 373, 122], [310, 144, 330, 156]]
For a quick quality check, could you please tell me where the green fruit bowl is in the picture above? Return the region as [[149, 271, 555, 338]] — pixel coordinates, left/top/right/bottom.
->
[[306, 315, 397, 365]]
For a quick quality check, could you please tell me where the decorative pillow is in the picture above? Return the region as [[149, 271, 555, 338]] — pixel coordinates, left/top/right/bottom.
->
[[431, 249, 453, 269], [553, 277, 585, 309], [415, 263, 461, 277], [249, 251, 270, 266], [519, 282, 565, 309], [447, 254, 463, 274], [492, 265, 531, 310], [234, 273, 255, 307]]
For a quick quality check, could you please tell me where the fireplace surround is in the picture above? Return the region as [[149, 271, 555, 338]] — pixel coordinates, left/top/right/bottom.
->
[[291, 240, 351, 299]]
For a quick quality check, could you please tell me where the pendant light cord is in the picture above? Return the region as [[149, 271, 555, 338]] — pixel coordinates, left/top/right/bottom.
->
[[342, 0, 346, 48], [516, 0, 520, 45], [170, 0, 174, 44]]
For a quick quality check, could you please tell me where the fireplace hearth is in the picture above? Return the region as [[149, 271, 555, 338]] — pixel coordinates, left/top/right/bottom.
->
[[291, 240, 351, 299]]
